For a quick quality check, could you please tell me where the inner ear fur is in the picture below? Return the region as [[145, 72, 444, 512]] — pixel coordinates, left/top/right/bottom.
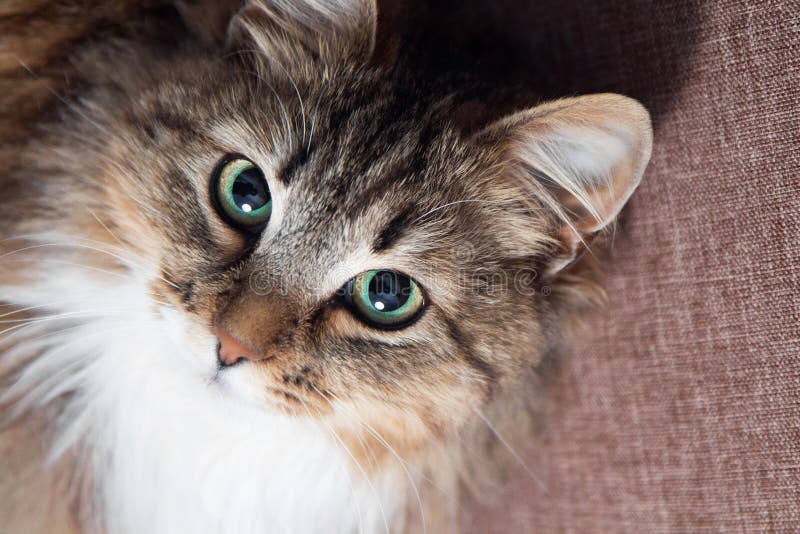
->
[[475, 93, 653, 273]]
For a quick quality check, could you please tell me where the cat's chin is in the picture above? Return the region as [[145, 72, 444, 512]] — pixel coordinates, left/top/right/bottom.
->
[[209, 363, 296, 417], [213, 369, 312, 419], [210, 363, 266, 404]]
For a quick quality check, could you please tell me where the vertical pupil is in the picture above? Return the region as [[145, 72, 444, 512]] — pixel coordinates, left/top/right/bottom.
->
[[368, 271, 411, 312], [232, 168, 269, 212]]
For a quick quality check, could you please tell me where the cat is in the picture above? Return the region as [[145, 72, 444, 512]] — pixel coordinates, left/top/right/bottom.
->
[[0, 0, 652, 532]]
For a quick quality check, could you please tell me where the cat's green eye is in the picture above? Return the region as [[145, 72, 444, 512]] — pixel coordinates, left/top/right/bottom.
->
[[211, 156, 272, 231], [344, 270, 424, 329]]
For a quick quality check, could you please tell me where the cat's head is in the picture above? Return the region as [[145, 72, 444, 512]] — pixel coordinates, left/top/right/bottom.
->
[[4, 0, 651, 452]]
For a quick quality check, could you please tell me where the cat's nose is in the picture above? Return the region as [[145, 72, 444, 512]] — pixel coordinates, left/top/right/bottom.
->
[[214, 324, 266, 365]]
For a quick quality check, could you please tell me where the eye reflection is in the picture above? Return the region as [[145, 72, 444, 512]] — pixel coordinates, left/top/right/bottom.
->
[[343, 270, 424, 329]]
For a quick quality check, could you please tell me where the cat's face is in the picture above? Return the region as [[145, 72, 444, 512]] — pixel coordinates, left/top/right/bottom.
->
[[102, 60, 549, 446], [2, 0, 651, 453]]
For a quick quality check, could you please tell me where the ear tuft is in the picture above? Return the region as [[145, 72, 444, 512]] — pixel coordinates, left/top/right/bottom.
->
[[228, 0, 377, 73], [477, 94, 653, 272]]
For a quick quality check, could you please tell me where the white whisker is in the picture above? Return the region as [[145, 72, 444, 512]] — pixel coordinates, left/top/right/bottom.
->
[[411, 198, 517, 226], [314, 386, 427, 534], [471, 405, 549, 494], [296, 399, 369, 534], [300, 397, 390, 534]]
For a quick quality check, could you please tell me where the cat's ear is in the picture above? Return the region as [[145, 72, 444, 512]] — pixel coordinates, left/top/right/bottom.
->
[[175, 0, 245, 45], [227, 0, 378, 71], [475, 94, 653, 273]]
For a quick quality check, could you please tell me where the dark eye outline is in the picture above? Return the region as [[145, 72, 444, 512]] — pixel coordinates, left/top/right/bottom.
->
[[210, 154, 272, 233], [342, 270, 426, 330]]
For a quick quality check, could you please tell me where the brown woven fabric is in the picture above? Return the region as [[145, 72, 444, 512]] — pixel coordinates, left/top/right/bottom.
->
[[413, 0, 800, 530]]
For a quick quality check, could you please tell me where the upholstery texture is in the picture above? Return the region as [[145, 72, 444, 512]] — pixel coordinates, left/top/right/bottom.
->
[[420, 0, 800, 530]]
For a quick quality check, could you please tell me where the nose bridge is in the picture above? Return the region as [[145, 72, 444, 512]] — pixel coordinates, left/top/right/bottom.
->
[[253, 212, 348, 295], [216, 285, 296, 359], [247, 263, 288, 300]]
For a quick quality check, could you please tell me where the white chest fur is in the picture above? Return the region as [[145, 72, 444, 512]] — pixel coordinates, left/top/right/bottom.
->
[[75, 323, 404, 534]]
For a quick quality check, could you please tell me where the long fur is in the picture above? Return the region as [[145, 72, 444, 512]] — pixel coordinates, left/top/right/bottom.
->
[[0, 1, 652, 532]]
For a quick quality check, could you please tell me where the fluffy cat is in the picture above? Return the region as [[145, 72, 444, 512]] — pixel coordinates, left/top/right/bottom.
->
[[0, 0, 652, 532]]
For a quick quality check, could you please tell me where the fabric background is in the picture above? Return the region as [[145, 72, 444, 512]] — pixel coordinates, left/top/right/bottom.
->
[[413, 0, 800, 530]]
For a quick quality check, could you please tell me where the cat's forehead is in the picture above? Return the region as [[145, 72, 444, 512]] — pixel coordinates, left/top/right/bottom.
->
[[252, 111, 471, 275], [237, 78, 473, 243]]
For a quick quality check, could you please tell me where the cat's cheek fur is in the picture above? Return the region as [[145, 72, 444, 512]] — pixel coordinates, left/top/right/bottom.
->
[[153, 306, 213, 374]]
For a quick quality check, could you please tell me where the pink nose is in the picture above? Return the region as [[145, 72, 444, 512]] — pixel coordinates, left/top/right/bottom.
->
[[214, 325, 265, 365]]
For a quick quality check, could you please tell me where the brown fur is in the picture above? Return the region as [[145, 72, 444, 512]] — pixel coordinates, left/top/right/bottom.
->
[[0, 1, 651, 532]]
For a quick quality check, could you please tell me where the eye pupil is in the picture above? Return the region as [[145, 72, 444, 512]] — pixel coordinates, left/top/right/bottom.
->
[[232, 168, 269, 212], [368, 271, 411, 312], [347, 270, 424, 329]]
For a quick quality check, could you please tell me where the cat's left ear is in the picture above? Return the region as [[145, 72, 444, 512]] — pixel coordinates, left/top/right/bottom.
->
[[475, 94, 653, 273], [227, 0, 378, 72]]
